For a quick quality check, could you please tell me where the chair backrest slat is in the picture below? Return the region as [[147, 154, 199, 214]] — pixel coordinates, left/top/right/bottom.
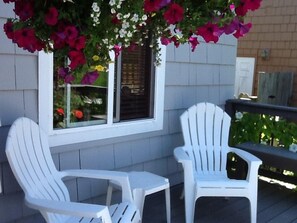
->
[[6, 118, 71, 222], [181, 103, 231, 174]]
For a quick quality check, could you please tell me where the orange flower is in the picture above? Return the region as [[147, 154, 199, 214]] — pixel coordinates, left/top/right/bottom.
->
[[56, 108, 64, 116], [73, 110, 83, 119]]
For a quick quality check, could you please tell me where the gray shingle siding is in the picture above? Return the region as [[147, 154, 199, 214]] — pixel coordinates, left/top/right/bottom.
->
[[0, 3, 237, 221]]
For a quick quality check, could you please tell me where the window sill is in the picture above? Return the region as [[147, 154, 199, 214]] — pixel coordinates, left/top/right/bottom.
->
[[48, 118, 163, 147]]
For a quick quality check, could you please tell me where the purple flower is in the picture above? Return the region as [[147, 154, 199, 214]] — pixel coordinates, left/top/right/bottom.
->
[[223, 18, 240, 35], [64, 74, 75, 84], [160, 0, 171, 7], [58, 67, 69, 78], [81, 71, 99, 85], [233, 22, 252, 38]]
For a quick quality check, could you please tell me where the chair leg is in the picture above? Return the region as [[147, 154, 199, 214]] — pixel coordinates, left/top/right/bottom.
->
[[133, 189, 146, 218], [165, 187, 171, 223], [249, 197, 257, 223], [184, 190, 195, 223], [106, 183, 113, 206]]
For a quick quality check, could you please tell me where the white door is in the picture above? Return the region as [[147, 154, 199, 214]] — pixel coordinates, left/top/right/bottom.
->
[[234, 57, 255, 97]]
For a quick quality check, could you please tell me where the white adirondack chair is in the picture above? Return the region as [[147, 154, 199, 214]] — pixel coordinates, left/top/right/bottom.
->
[[174, 102, 262, 223], [5, 117, 141, 223]]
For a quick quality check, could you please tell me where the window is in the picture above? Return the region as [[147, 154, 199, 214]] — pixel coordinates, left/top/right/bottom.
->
[[39, 43, 166, 147]]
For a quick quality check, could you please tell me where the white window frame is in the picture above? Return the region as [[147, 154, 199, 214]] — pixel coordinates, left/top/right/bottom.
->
[[39, 45, 166, 147]]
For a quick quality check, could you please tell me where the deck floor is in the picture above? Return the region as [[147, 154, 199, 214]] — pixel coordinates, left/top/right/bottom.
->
[[142, 178, 297, 223]]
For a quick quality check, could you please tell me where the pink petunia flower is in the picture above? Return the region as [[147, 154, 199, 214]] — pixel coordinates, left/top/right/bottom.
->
[[235, 0, 261, 16], [196, 23, 222, 43], [45, 7, 59, 26], [113, 45, 122, 58], [69, 35, 86, 51], [3, 21, 14, 39], [64, 25, 79, 44], [13, 28, 44, 52], [188, 36, 199, 52], [163, 3, 184, 24], [68, 50, 86, 69], [50, 32, 66, 49], [235, 1, 249, 16], [160, 36, 172, 46], [14, 0, 34, 21], [230, 4, 235, 11], [246, 0, 262, 11], [171, 36, 180, 48], [144, 0, 162, 13]]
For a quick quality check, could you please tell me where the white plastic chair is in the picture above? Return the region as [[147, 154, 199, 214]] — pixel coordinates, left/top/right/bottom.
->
[[5, 117, 141, 223], [174, 103, 262, 223]]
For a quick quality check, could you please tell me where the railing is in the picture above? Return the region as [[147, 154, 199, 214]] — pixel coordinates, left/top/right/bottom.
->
[[225, 99, 297, 184], [225, 99, 297, 121]]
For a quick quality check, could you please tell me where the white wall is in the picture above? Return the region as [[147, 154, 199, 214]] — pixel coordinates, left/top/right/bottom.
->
[[0, 1, 237, 220]]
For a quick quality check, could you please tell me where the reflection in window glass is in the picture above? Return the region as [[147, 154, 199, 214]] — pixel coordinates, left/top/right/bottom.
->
[[53, 41, 154, 129], [114, 40, 154, 122], [53, 57, 108, 129]]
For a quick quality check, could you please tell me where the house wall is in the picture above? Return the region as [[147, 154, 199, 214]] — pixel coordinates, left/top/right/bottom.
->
[[0, 2, 237, 222], [237, 0, 297, 106]]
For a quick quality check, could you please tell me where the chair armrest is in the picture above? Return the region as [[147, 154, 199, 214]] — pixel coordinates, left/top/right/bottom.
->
[[25, 196, 110, 220], [174, 146, 194, 182], [60, 169, 133, 202], [229, 147, 262, 182], [230, 147, 262, 166]]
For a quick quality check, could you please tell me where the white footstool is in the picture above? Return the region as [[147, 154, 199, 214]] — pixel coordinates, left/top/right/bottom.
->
[[106, 171, 171, 223]]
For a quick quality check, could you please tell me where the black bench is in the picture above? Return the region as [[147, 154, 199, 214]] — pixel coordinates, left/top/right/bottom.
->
[[236, 142, 297, 184]]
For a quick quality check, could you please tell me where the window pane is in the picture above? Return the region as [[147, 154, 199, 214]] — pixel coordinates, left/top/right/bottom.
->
[[115, 42, 155, 122], [53, 56, 108, 129]]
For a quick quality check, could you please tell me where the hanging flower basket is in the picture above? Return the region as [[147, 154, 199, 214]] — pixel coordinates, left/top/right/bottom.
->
[[3, 0, 261, 83]]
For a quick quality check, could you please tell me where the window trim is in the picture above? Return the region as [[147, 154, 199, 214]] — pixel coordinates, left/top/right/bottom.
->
[[38, 44, 166, 147]]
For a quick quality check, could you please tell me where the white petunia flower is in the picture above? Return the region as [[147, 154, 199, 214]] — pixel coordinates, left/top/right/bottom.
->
[[117, 13, 122, 19], [142, 15, 147, 21], [93, 17, 99, 23], [235, 112, 243, 120], [127, 31, 132, 38], [123, 13, 130, 19], [122, 21, 129, 29], [92, 3, 100, 12], [103, 39, 109, 44], [109, 0, 116, 6], [131, 14, 139, 22], [119, 29, 127, 37]]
